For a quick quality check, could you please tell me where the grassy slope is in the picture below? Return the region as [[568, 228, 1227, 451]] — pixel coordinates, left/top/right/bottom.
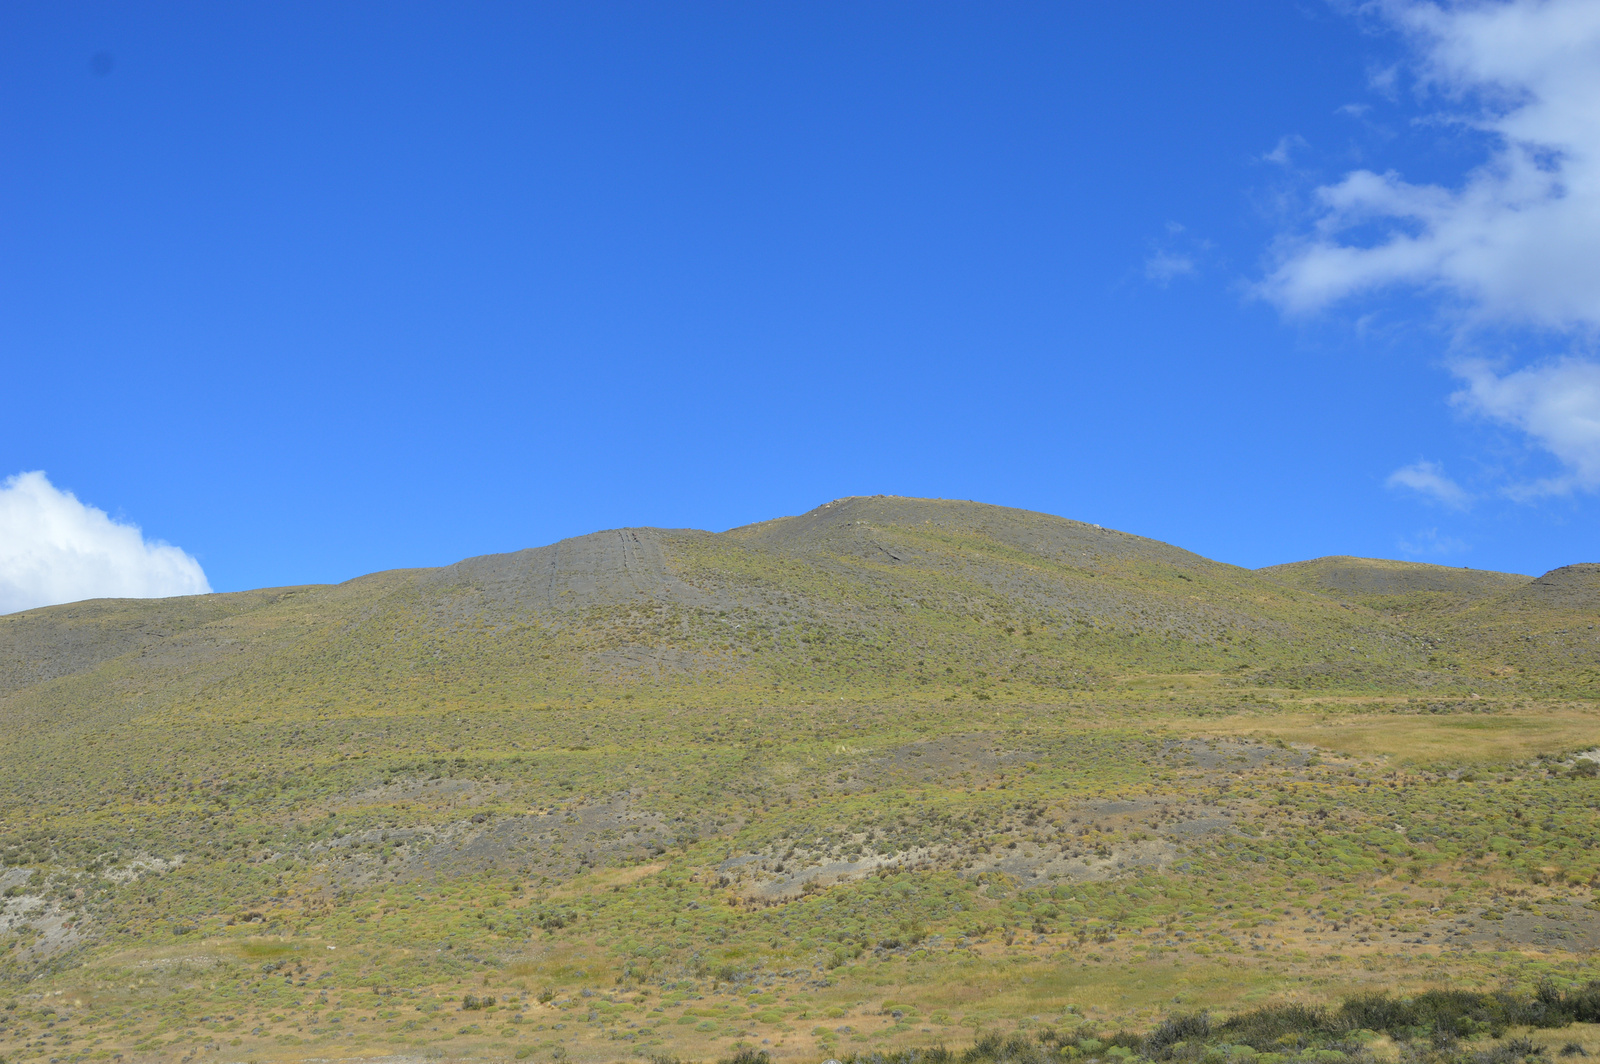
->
[[0, 497, 1596, 1064]]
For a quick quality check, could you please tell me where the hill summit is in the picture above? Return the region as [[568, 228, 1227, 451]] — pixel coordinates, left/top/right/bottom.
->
[[2, 496, 1586, 717]]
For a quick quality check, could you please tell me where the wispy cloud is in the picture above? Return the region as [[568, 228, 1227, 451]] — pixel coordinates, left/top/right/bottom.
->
[[1142, 222, 1215, 286], [1261, 134, 1307, 166], [1387, 459, 1472, 508], [1143, 250, 1196, 284], [1452, 358, 1600, 495], [0, 471, 211, 615], [1397, 527, 1470, 557]]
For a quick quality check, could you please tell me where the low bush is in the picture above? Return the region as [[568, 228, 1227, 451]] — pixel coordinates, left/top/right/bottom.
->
[[1115, 983, 1598, 1063]]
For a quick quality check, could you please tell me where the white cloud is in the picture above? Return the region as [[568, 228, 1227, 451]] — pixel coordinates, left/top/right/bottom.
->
[[1387, 459, 1473, 507], [1259, 0, 1600, 329], [1451, 357, 1600, 494], [1253, 1, 1600, 497], [0, 471, 211, 615]]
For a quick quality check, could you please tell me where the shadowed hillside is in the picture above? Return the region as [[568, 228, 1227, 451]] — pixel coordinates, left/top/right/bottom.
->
[[1258, 556, 1531, 612], [1503, 562, 1600, 612]]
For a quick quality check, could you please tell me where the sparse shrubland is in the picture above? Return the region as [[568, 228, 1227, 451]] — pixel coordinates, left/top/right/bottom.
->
[[0, 497, 1595, 1063]]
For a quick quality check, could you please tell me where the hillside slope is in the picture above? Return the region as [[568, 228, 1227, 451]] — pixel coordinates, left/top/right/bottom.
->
[[1258, 554, 1598, 698], [1258, 556, 1531, 612], [0, 497, 1596, 1064], [7, 496, 1574, 726]]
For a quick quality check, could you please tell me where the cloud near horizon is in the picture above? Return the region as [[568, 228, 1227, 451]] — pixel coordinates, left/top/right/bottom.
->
[[0, 471, 211, 615], [1397, 526, 1471, 557], [1386, 459, 1472, 508]]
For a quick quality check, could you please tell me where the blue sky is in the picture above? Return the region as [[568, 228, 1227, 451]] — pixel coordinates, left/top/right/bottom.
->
[[3, 1, 1598, 608]]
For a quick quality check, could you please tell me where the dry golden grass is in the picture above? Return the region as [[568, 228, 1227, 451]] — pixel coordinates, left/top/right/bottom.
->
[[1197, 700, 1600, 763]]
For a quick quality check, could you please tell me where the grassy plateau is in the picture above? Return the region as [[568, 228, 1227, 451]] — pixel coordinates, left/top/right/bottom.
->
[[0, 496, 1596, 1064]]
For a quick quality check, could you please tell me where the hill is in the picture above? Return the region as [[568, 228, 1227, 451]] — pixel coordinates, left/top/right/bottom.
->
[[0, 497, 1596, 1064], [5, 496, 1589, 720], [1257, 556, 1532, 612]]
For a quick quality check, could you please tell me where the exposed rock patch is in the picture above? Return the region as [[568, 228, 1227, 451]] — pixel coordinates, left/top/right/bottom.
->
[[0, 890, 88, 964], [312, 793, 681, 886]]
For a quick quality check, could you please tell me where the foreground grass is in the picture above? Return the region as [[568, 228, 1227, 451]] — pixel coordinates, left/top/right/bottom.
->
[[1, 694, 1598, 1063]]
